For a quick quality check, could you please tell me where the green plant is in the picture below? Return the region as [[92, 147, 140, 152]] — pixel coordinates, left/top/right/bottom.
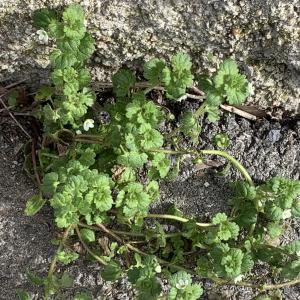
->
[[198, 58, 250, 106], [213, 133, 230, 149], [33, 4, 95, 130], [20, 4, 300, 300], [143, 53, 194, 99]]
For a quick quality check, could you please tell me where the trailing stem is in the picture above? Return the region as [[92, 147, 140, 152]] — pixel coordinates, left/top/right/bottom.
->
[[146, 213, 213, 227], [44, 225, 73, 300], [78, 222, 180, 239], [75, 226, 107, 265], [151, 148, 253, 185], [80, 222, 300, 291]]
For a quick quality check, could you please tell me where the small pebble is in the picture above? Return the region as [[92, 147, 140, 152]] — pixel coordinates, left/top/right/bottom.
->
[[267, 129, 281, 143]]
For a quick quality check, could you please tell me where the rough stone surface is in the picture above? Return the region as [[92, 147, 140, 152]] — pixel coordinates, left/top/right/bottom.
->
[[0, 0, 299, 114]]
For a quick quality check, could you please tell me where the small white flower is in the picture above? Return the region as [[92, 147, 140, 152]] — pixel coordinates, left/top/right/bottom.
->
[[296, 250, 300, 257], [155, 265, 161, 273], [282, 209, 292, 219], [36, 29, 49, 44], [233, 274, 244, 283], [75, 130, 82, 135], [175, 279, 189, 290], [83, 119, 94, 131]]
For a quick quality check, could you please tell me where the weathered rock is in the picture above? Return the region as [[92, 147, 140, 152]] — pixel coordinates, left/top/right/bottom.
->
[[0, 0, 299, 113]]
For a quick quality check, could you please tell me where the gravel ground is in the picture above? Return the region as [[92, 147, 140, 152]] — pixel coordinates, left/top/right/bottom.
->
[[0, 117, 53, 300], [0, 111, 299, 299], [155, 115, 300, 299]]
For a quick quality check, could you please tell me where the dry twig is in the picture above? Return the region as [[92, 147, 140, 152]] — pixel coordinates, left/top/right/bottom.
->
[[220, 104, 257, 121], [0, 96, 31, 138], [0, 79, 27, 97]]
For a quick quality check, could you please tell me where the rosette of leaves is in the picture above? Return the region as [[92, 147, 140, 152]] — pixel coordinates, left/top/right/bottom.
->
[[104, 86, 170, 179], [232, 178, 300, 232], [204, 213, 240, 245], [213, 59, 250, 105], [41, 159, 114, 228], [197, 59, 250, 122], [197, 243, 254, 281], [115, 181, 160, 224], [198, 59, 250, 106], [144, 53, 194, 99], [167, 271, 203, 300]]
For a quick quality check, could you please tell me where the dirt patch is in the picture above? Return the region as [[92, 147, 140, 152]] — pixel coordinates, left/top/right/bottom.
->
[[0, 116, 52, 299], [154, 115, 300, 299]]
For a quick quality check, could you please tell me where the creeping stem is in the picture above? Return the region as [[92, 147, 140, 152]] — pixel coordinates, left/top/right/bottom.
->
[[95, 223, 192, 273], [214, 276, 300, 291], [146, 213, 213, 227], [80, 223, 300, 291], [45, 225, 73, 300], [75, 226, 107, 266], [150, 148, 253, 186], [201, 149, 253, 185]]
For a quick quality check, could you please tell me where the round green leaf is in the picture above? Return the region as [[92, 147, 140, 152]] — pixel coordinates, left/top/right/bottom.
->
[[80, 228, 95, 243]]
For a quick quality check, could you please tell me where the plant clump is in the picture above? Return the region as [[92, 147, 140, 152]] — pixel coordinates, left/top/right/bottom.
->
[[17, 4, 300, 300]]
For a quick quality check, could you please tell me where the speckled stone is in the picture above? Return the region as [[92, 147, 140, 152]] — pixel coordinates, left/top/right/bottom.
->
[[0, 0, 299, 113]]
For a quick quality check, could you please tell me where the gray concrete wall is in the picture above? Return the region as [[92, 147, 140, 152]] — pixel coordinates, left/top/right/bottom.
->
[[0, 0, 299, 113]]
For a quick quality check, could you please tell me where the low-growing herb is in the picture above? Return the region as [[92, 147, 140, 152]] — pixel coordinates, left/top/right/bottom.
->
[[21, 4, 300, 300]]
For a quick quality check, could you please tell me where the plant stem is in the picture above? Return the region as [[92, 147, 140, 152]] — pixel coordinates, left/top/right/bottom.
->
[[194, 102, 207, 118], [247, 223, 256, 236], [74, 138, 104, 144], [152, 252, 192, 273], [214, 276, 300, 291], [75, 134, 104, 143], [40, 152, 60, 159], [79, 222, 180, 240], [262, 278, 300, 290], [96, 223, 190, 273], [150, 148, 253, 185], [143, 86, 156, 95], [44, 225, 73, 300], [75, 134, 103, 140], [75, 226, 107, 265], [146, 213, 213, 228], [201, 149, 253, 185], [112, 229, 181, 239], [81, 222, 300, 291]]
